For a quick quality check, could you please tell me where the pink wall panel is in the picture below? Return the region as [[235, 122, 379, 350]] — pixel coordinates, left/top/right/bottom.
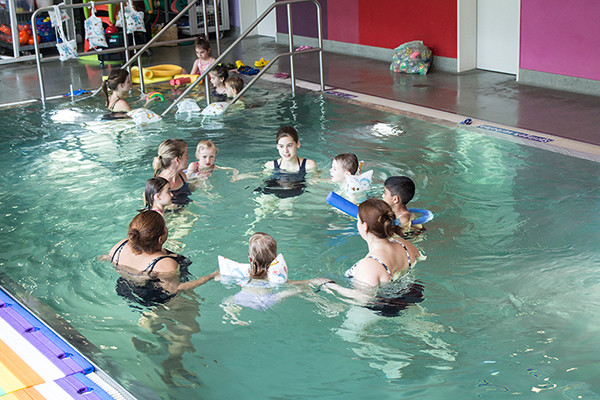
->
[[327, 0, 359, 43], [357, 0, 457, 58], [521, 0, 600, 80]]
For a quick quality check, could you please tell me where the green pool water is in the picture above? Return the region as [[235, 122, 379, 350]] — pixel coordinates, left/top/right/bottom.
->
[[1, 83, 599, 399]]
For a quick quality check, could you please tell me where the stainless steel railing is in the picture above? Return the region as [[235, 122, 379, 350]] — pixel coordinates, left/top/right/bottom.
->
[[31, 0, 222, 107], [162, 0, 323, 116]]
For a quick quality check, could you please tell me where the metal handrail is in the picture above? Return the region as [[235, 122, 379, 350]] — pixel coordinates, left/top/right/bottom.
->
[[32, 0, 221, 106], [162, 0, 323, 116], [32, 0, 130, 107]]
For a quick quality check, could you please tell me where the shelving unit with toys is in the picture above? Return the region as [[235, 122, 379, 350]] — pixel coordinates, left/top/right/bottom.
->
[[0, 0, 74, 61]]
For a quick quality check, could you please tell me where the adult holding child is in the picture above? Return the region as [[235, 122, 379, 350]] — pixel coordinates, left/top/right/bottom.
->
[[153, 139, 191, 207]]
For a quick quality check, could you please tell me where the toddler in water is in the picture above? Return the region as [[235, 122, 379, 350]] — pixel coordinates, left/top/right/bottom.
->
[[190, 36, 216, 75], [208, 64, 229, 97], [219, 233, 319, 321], [186, 140, 239, 181], [224, 76, 244, 99], [330, 153, 359, 183], [141, 177, 173, 215]]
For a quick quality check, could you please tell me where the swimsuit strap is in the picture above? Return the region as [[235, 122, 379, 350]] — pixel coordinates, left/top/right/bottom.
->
[[391, 238, 412, 268], [143, 255, 178, 274], [366, 255, 393, 279], [196, 161, 200, 172], [299, 157, 307, 172], [273, 159, 280, 170], [111, 239, 129, 266], [108, 97, 121, 111]]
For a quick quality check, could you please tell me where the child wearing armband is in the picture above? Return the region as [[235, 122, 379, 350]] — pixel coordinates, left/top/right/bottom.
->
[[330, 153, 359, 183], [382, 176, 417, 231], [218, 233, 321, 316], [330, 153, 373, 197], [186, 140, 240, 181]]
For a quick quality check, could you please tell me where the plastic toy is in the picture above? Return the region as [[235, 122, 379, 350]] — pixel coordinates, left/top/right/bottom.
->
[[147, 91, 164, 102], [254, 58, 269, 67]]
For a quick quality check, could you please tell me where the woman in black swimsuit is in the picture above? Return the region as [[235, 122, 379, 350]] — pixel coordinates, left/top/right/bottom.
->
[[107, 210, 217, 297], [153, 139, 191, 206], [102, 69, 132, 113], [314, 199, 422, 306]]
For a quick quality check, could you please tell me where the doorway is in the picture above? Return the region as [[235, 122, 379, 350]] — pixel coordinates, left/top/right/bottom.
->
[[457, 0, 520, 75], [476, 0, 520, 74]]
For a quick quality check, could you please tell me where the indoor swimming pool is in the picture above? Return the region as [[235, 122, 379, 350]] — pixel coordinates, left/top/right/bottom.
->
[[1, 81, 599, 399]]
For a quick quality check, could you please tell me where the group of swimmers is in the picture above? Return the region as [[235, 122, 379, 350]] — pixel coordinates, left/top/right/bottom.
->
[[101, 36, 245, 114], [103, 118, 424, 313]]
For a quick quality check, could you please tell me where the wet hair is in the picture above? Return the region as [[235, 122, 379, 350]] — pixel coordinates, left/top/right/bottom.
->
[[358, 198, 403, 239], [141, 177, 169, 211], [334, 153, 359, 175], [102, 69, 129, 107], [248, 232, 277, 279], [225, 76, 244, 95], [152, 139, 188, 177], [128, 210, 166, 254], [384, 176, 415, 205], [195, 139, 218, 159], [276, 126, 299, 144], [194, 35, 211, 52], [210, 64, 229, 81]]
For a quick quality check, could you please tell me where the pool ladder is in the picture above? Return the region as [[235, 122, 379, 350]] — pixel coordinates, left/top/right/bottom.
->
[[161, 0, 325, 116]]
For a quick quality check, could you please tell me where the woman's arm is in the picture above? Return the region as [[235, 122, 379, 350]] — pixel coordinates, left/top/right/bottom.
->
[[176, 271, 219, 292], [316, 281, 375, 304]]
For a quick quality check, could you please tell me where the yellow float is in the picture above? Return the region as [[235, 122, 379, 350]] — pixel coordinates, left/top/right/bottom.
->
[[131, 64, 183, 84]]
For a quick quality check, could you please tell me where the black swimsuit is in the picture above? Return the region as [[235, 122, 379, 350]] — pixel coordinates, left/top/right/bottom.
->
[[170, 173, 192, 206], [111, 240, 192, 307], [256, 158, 308, 198]]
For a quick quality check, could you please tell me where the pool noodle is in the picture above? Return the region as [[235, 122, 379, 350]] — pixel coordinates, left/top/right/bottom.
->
[[326, 191, 433, 225], [326, 191, 358, 218]]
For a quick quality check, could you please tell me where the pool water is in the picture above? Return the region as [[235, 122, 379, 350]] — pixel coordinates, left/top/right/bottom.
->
[[1, 83, 600, 400]]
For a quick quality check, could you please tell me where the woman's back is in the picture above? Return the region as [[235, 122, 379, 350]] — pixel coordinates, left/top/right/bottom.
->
[[109, 239, 179, 275]]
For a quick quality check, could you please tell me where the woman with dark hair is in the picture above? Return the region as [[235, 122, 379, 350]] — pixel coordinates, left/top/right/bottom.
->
[[102, 69, 132, 112], [107, 210, 217, 301], [314, 198, 422, 306]]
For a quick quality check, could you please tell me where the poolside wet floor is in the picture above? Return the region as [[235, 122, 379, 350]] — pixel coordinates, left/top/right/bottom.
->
[[1, 34, 598, 146]]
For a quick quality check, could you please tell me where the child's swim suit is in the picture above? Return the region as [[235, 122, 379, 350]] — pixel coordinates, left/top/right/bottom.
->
[[256, 157, 307, 198]]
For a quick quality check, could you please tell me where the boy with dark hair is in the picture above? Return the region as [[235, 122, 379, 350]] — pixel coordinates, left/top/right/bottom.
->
[[382, 176, 415, 230]]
